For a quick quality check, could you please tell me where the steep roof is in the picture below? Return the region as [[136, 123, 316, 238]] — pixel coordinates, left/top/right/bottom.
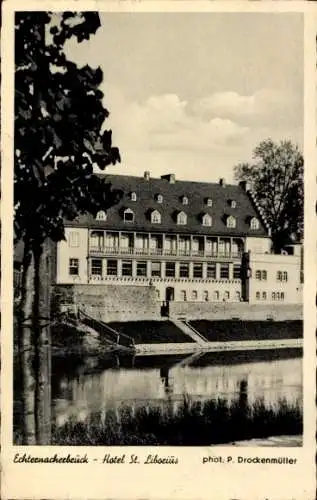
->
[[67, 173, 269, 237]]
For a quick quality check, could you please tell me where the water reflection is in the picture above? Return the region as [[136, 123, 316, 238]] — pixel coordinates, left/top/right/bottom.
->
[[52, 348, 302, 426]]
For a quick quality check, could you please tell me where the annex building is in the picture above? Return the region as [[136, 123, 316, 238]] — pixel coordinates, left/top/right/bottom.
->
[[54, 171, 302, 320]]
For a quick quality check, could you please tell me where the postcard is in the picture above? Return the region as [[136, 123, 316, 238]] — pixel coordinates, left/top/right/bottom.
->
[[1, 1, 316, 499]]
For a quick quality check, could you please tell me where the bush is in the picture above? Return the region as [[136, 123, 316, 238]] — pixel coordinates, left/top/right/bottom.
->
[[50, 396, 303, 446]]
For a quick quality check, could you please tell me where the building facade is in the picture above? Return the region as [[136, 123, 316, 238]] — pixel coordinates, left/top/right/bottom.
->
[[54, 172, 302, 307]]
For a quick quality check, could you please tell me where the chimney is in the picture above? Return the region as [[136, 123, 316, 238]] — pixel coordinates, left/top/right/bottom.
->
[[239, 180, 251, 191], [144, 171, 150, 181], [161, 173, 176, 184], [219, 178, 226, 187]]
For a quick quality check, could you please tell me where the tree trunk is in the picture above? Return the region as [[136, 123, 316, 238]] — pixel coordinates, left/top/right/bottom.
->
[[17, 238, 52, 445], [32, 240, 52, 444], [18, 242, 36, 444]]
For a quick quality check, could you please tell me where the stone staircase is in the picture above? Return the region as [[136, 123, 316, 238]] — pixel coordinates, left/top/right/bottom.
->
[[169, 318, 208, 345]]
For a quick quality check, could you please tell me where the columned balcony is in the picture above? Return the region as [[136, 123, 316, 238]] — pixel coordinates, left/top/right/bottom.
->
[[89, 230, 244, 259]]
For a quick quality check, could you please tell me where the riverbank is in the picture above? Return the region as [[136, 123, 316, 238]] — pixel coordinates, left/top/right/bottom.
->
[[136, 338, 302, 355], [228, 435, 302, 447], [48, 397, 302, 446]]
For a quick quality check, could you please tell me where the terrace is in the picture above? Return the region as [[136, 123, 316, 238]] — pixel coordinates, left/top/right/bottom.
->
[[89, 231, 243, 259]]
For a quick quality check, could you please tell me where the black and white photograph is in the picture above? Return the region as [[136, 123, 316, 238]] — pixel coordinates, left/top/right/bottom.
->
[[11, 9, 306, 449]]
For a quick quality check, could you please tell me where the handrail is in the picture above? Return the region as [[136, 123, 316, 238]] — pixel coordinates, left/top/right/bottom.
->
[[89, 246, 242, 259], [185, 321, 209, 343], [77, 309, 135, 347]]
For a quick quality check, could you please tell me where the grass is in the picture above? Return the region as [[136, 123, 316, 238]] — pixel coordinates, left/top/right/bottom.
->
[[49, 396, 302, 446], [190, 320, 303, 342], [107, 321, 195, 344]]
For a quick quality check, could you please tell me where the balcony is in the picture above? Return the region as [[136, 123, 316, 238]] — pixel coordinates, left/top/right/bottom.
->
[[89, 245, 242, 259]]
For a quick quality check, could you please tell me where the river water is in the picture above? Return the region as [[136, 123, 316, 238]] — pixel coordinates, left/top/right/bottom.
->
[[51, 347, 302, 427]]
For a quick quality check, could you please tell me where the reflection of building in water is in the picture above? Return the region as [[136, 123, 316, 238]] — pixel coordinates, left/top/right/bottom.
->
[[53, 356, 302, 426]]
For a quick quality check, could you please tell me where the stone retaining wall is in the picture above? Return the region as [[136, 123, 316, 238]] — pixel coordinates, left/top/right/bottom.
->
[[168, 302, 303, 321], [52, 284, 160, 322], [52, 285, 302, 322]]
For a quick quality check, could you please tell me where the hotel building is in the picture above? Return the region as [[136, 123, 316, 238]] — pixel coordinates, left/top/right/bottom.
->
[[54, 172, 302, 311]]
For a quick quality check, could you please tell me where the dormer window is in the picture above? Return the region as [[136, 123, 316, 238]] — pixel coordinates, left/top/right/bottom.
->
[[226, 215, 236, 229], [206, 198, 213, 208], [156, 194, 163, 204], [123, 208, 134, 223], [96, 210, 107, 221], [151, 210, 161, 224], [182, 196, 188, 205], [177, 211, 187, 225], [230, 200, 237, 209], [250, 217, 260, 230], [130, 192, 137, 201], [202, 214, 212, 227]]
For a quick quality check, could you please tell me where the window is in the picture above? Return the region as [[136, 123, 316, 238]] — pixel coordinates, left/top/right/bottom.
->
[[262, 291, 267, 300], [226, 215, 236, 228], [224, 291, 230, 301], [122, 260, 133, 276], [272, 291, 285, 301], [213, 290, 219, 301], [250, 217, 260, 230], [91, 259, 102, 276], [202, 214, 212, 227], [156, 289, 160, 300], [203, 291, 209, 302], [96, 210, 107, 221], [180, 290, 187, 301], [233, 265, 241, 279], [136, 261, 147, 277], [68, 231, 79, 247], [106, 259, 117, 276], [182, 196, 188, 205], [206, 198, 213, 207], [165, 262, 175, 277], [230, 200, 237, 209], [193, 263, 203, 278], [256, 291, 261, 300], [157, 194, 163, 203], [177, 211, 187, 225], [255, 270, 267, 281], [191, 290, 198, 300], [90, 231, 103, 249], [151, 210, 161, 224], [277, 271, 288, 282], [151, 261, 161, 277], [180, 262, 189, 278], [105, 232, 119, 249], [207, 263, 216, 278], [178, 237, 190, 255], [235, 291, 241, 301], [123, 208, 134, 223], [220, 264, 229, 279], [130, 192, 137, 201], [69, 258, 79, 276]]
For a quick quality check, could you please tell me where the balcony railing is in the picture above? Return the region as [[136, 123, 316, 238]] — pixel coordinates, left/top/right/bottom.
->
[[90, 246, 242, 259]]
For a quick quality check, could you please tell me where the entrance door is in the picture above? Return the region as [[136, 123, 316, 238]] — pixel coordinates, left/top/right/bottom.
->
[[165, 287, 174, 302]]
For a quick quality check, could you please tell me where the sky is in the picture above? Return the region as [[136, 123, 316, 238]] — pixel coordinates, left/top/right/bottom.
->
[[65, 13, 303, 183]]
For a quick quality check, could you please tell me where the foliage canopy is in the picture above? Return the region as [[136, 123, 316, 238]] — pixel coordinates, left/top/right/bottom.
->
[[234, 139, 303, 252], [15, 12, 121, 246]]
